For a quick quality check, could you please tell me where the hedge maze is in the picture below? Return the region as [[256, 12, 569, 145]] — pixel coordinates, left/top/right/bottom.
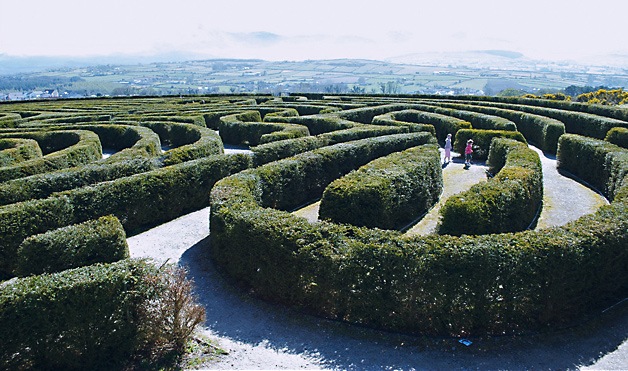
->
[[1, 94, 627, 362]]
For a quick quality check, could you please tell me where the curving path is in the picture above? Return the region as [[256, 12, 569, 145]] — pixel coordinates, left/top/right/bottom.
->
[[127, 148, 626, 370]]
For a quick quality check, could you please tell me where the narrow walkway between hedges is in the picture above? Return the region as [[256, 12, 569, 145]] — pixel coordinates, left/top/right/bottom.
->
[[531, 145, 609, 229]]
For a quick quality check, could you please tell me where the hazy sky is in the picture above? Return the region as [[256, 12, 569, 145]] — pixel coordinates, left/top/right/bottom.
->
[[1, 0, 626, 62]]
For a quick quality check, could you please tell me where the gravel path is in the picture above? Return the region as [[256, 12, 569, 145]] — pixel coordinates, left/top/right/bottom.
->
[[127, 149, 627, 370]]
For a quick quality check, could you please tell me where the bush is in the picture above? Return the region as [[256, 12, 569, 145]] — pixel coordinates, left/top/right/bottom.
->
[[438, 138, 543, 236], [16, 215, 129, 277], [0, 259, 206, 370], [605, 127, 628, 148], [63, 153, 252, 234], [453, 129, 527, 160], [0, 196, 75, 279], [319, 145, 442, 230]]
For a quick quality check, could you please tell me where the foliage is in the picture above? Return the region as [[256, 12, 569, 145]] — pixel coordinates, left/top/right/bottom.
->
[[0, 130, 102, 182], [210, 132, 627, 336], [319, 145, 442, 230], [0, 259, 206, 371], [453, 129, 527, 160], [557, 134, 628, 201], [16, 215, 129, 277], [438, 138, 543, 236], [576, 88, 628, 106], [605, 127, 628, 149], [0, 138, 42, 166]]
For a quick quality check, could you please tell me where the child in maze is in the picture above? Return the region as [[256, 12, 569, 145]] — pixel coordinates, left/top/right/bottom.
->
[[464, 139, 473, 167]]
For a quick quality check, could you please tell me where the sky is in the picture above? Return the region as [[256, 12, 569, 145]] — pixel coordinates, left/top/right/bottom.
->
[[1, 0, 627, 63]]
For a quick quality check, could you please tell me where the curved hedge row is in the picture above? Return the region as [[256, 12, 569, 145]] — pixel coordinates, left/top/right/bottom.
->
[[421, 100, 565, 153], [0, 153, 251, 279], [219, 111, 310, 145], [453, 129, 527, 160], [251, 124, 418, 166], [209, 130, 626, 336], [0, 130, 102, 182], [141, 121, 224, 165], [16, 215, 129, 277], [440, 99, 628, 139], [438, 138, 543, 236], [0, 158, 159, 206], [0, 138, 42, 166], [557, 134, 628, 201], [319, 144, 442, 230], [605, 127, 628, 149]]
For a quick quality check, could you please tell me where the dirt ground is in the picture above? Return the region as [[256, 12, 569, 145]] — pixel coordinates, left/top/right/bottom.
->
[[127, 148, 627, 370]]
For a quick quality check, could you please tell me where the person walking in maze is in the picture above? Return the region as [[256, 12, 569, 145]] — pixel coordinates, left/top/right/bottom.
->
[[464, 139, 474, 167], [444, 133, 452, 164]]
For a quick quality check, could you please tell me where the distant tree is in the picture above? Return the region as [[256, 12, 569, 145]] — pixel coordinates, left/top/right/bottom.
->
[[379, 81, 400, 94], [350, 85, 365, 94]]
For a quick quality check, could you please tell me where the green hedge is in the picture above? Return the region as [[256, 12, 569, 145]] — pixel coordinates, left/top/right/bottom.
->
[[0, 158, 158, 206], [319, 145, 442, 230], [0, 130, 102, 182], [209, 132, 627, 336], [16, 215, 129, 277], [61, 124, 162, 162], [0, 138, 42, 166], [0, 259, 159, 370], [438, 138, 543, 236], [557, 134, 628, 201], [0, 196, 75, 279], [0, 113, 22, 128], [403, 103, 517, 131], [0, 154, 251, 279], [264, 115, 355, 135], [384, 109, 471, 143], [142, 122, 224, 165], [219, 111, 310, 146], [250, 124, 414, 166], [422, 100, 565, 153], [605, 127, 628, 149], [453, 129, 527, 160], [440, 99, 628, 139]]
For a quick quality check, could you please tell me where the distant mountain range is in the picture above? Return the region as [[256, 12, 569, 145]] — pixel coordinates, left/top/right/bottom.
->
[[2, 50, 627, 76]]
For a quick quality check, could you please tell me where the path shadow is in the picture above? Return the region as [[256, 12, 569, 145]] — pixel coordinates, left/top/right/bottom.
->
[[179, 238, 628, 370]]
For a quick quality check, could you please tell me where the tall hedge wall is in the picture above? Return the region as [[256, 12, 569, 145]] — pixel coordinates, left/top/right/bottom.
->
[[319, 145, 442, 230], [0, 158, 159, 206], [421, 100, 566, 153], [219, 111, 310, 146]]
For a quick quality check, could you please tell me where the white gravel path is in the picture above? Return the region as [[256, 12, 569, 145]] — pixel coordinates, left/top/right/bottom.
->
[[127, 150, 627, 370]]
